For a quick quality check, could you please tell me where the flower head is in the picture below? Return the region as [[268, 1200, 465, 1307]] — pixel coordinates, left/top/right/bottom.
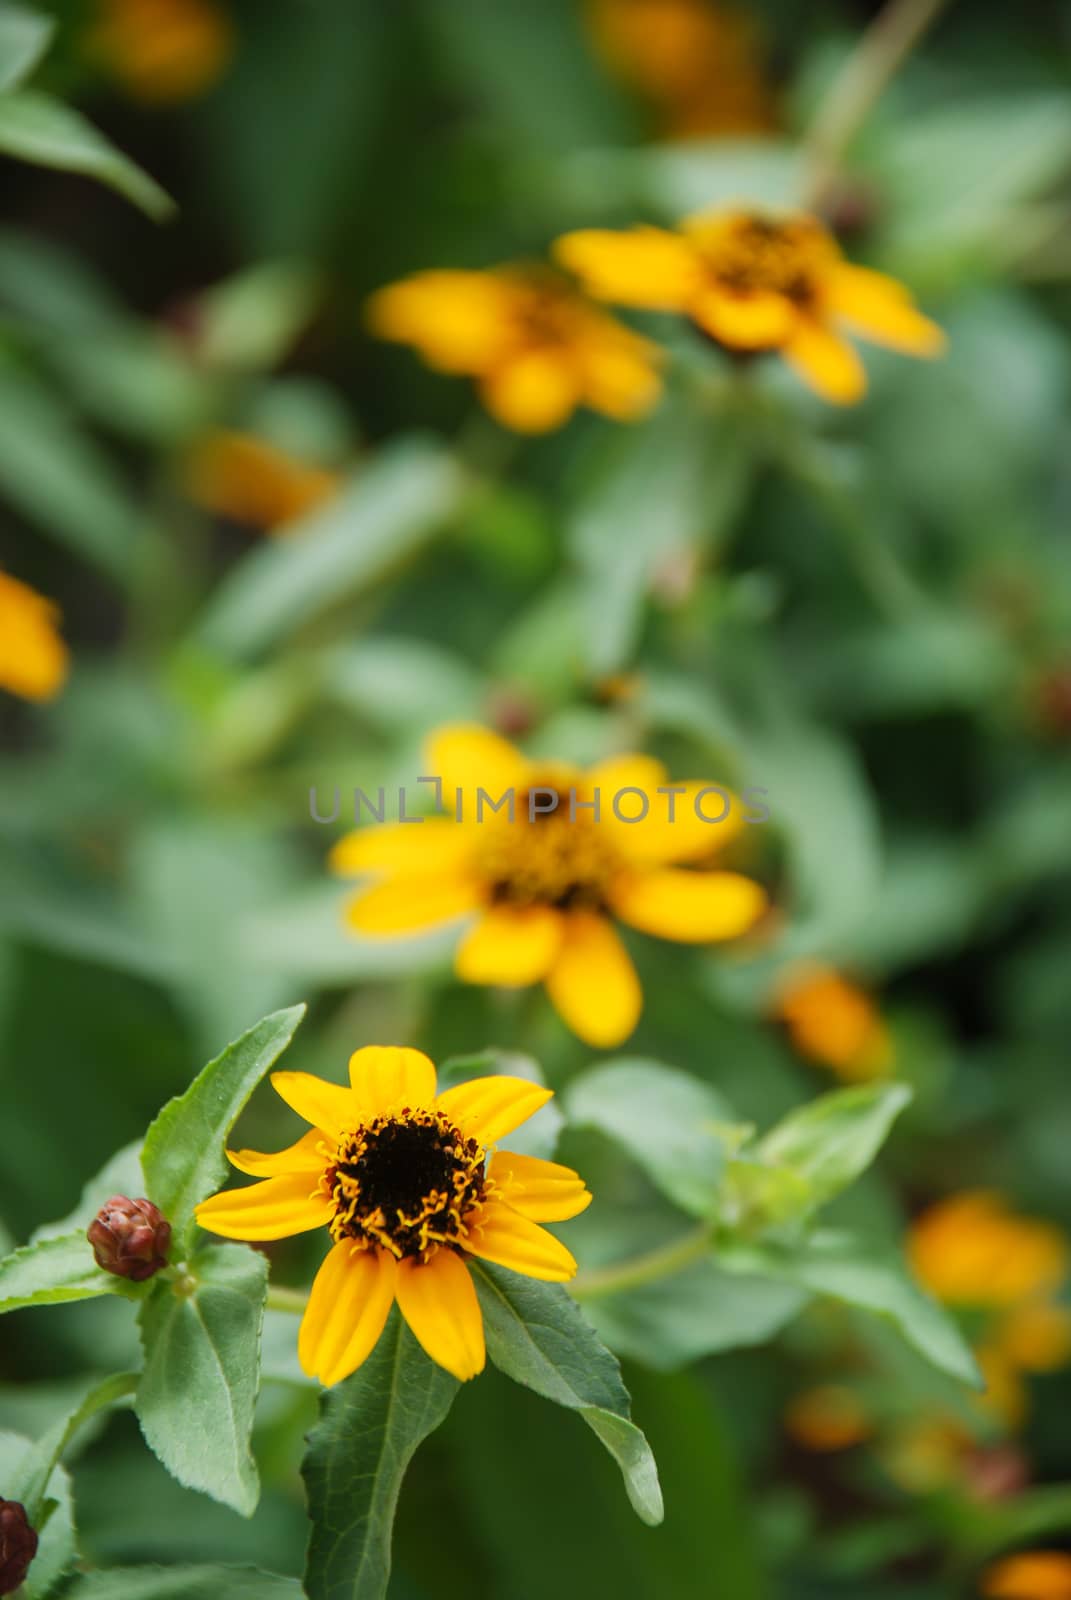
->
[[0, 1500, 37, 1598], [555, 207, 945, 404], [195, 1047, 591, 1385], [774, 963, 892, 1082], [330, 725, 768, 1047], [87, 1196, 172, 1282], [0, 571, 68, 703], [367, 267, 662, 432], [89, 0, 233, 104], [184, 431, 340, 532], [983, 1552, 1071, 1600]]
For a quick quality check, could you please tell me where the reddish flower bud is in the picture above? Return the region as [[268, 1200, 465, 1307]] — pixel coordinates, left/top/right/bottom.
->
[[0, 1500, 38, 1596], [87, 1196, 171, 1282]]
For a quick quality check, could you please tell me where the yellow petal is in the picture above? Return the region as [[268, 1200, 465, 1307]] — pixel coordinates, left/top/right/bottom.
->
[[782, 319, 867, 405], [348, 1045, 437, 1120], [983, 1552, 1071, 1600], [270, 1070, 358, 1135], [435, 1074, 553, 1147], [554, 226, 699, 308], [545, 912, 641, 1048], [0, 571, 68, 702], [194, 1173, 331, 1241], [366, 271, 515, 373], [580, 763, 747, 866], [423, 723, 530, 813], [826, 264, 946, 357], [395, 1250, 485, 1381], [329, 819, 474, 879], [345, 874, 482, 935], [455, 905, 565, 987], [609, 867, 766, 943], [227, 1128, 326, 1177], [488, 1151, 593, 1222], [479, 349, 581, 433], [577, 322, 662, 420], [692, 287, 796, 349], [298, 1243, 398, 1387], [465, 1198, 577, 1281]]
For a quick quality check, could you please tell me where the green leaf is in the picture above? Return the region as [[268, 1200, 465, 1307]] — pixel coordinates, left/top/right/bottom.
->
[[65, 1569, 304, 1600], [301, 1308, 459, 1600], [140, 1003, 306, 1250], [194, 439, 467, 660], [135, 1243, 268, 1515], [471, 1262, 664, 1526], [0, 92, 173, 218], [756, 1082, 913, 1214], [0, 4, 54, 93], [718, 1230, 981, 1386], [0, 1431, 74, 1600], [0, 1231, 130, 1314], [10, 1371, 138, 1524], [563, 1059, 730, 1219], [193, 260, 321, 372]]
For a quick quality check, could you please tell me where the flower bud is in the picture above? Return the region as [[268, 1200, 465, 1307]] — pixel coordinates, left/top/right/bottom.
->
[[0, 1499, 38, 1596], [87, 1196, 171, 1282]]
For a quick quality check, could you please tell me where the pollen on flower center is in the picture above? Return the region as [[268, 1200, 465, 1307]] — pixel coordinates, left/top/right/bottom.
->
[[325, 1108, 488, 1262], [691, 212, 833, 304], [474, 786, 620, 911]]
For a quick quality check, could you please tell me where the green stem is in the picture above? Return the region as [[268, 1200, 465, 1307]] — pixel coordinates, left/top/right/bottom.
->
[[800, 0, 955, 210], [266, 1283, 309, 1314], [569, 1224, 714, 1301]]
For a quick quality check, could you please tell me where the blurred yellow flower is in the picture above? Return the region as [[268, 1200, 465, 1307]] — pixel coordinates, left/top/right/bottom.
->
[[330, 724, 767, 1048], [774, 964, 893, 1082], [555, 208, 945, 404], [90, 0, 233, 104], [367, 268, 662, 432], [184, 431, 340, 533], [588, 0, 773, 140], [784, 1384, 871, 1452], [983, 1552, 1071, 1600], [196, 1046, 590, 1385], [0, 571, 69, 703]]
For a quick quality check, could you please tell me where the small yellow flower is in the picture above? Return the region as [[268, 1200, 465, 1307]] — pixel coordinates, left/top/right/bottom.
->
[[184, 431, 340, 533], [983, 1552, 1071, 1600], [784, 1384, 871, 1453], [89, 0, 233, 104], [555, 207, 945, 404], [330, 724, 767, 1048], [774, 964, 892, 1082], [195, 1047, 590, 1385], [367, 268, 662, 433], [0, 571, 69, 703]]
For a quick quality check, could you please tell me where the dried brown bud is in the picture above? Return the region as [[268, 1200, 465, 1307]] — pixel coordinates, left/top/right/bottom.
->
[[87, 1196, 171, 1282], [0, 1500, 38, 1596]]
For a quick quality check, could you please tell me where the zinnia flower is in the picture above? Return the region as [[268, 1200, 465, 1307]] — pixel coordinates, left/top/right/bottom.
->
[[185, 430, 339, 532], [774, 963, 892, 1082], [0, 571, 68, 702], [983, 1552, 1071, 1600], [195, 1047, 590, 1384], [330, 724, 767, 1048], [89, 0, 233, 104], [367, 267, 662, 433], [555, 207, 945, 404]]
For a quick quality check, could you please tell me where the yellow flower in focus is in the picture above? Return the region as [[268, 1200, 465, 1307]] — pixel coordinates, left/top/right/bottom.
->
[[0, 571, 69, 702], [983, 1552, 1071, 1600], [90, 0, 233, 104], [784, 1384, 871, 1453], [774, 964, 893, 1082], [184, 431, 340, 533], [555, 208, 946, 405], [195, 1048, 590, 1385], [331, 725, 768, 1048], [588, 0, 773, 140], [367, 268, 662, 433]]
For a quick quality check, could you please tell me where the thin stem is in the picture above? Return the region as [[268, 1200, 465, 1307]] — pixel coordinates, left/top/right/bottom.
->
[[569, 1224, 714, 1301], [266, 1283, 309, 1314], [800, 0, 954, 210]]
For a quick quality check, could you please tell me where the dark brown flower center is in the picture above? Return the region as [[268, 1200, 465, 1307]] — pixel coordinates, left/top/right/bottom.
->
[[694, 213, 833, 305], [476, 786, 620, 911]]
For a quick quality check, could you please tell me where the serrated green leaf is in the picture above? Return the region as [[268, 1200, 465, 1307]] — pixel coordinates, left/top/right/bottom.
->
[[301, 1308, 458, 1600], [10, 1371, 138, 1524], [718, 1229, 981, 1386], [140, 1004, 306, 1250], [0, 1231, 130, 1314], [0, 92, 173, 217], [64, 1568, 304, 1600], [0, 4, 54, 93], [563, 1059, 730, 1219], [756, 1082, 913, 1214], [0, 1431, 74, 1600], [135, 1243, 267, 1515], [471, 1261, 663, 1525]]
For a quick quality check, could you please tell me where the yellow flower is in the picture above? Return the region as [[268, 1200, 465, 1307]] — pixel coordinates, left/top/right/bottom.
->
[[774, 964, 892, 1082], [0, 571, 69, 702], [89, 0, 233, 104], [587, 0, 774, 140], [367, 268, 662, 433], [983, 1553, 1071, 1600], [909, 1193, 1069, 1310], [555, 208, 945, 405], [184, 431, 340, 533], [195, 1047, 590, 1385], [784, 1384, 871, 1453], [330, 725, 767, 1049]]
